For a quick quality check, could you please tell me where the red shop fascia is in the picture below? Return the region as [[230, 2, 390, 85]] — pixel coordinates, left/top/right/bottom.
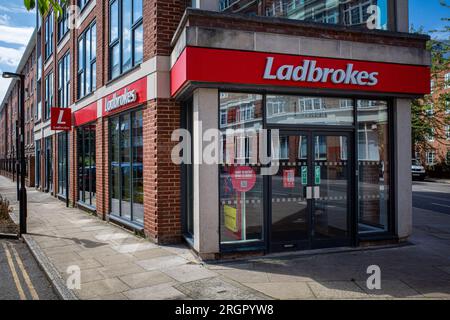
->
[[171, 47, 430, 97]]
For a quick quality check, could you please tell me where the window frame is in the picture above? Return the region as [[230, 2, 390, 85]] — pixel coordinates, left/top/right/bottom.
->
[[108, 108, 144, 226], [45, 12, 53, 60], [77, 21, 97, 100], [108, 0, 143, 80], [57, 5, 69, 43], [44, 72, 53, 120], [58, 52, 71, 108]]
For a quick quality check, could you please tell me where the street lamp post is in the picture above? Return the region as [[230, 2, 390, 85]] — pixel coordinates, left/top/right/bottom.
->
[[2, 72, 27, 235]]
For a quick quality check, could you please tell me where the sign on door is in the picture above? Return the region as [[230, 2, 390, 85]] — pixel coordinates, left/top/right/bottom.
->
[[51, 108, 72, 131]]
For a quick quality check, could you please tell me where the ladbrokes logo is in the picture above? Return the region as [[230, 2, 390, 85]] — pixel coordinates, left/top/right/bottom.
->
[[105, 88, 137, 113], [263, 57, 379, 86]]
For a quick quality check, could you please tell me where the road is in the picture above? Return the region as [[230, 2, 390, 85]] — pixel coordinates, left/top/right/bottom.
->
[[413, 180, 450, 215], [0, 239, 58, 300]]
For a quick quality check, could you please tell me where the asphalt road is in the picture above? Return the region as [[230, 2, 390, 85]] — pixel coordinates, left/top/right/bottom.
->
[[412, 180, 450, 215], [0, 239, 58, 300]]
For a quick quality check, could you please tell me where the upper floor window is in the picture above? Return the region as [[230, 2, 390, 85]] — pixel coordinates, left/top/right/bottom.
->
[[445, 73, 450, 89], [109, 0, 143, 79], [219, 0, 388, 31], [58, 6, 69, 42], [45, 12, 53, 60], [58, 53, 71, 108], [45, 72, 54, 120], [78, 0, 91, 10], [78, 22, 96, 99]]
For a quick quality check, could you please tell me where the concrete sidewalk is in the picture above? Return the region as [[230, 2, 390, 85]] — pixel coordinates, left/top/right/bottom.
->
[[1, 175, 450, 300]]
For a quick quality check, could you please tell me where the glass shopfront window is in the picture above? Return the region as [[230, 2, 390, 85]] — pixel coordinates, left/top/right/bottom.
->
[[219, 93, 264, 245], [217, 92, 392, 251], [77, 124, 96, 207], [266, 95, 354, 126], [45, 136, 53, 193], [218, 0, 389, 30], [35, 141, 41, 188], [110, 110, 144, 225], [58, 133, 68, 197], [357, 100, 390, 234]]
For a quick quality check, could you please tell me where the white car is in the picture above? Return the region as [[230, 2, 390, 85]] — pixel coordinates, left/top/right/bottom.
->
[[412, 159, 426, 180]]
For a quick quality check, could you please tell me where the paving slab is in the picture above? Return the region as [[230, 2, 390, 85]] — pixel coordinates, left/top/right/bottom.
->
[[162, 264, 218, 283], [123, 282, 186, 300], [75, 278, 130, 299], [307, 281, 368, 299], [136, 255, 189, 271], [175, 277, 269, 300], [245, 282, 315, 300], [119, 271, 175, 289]]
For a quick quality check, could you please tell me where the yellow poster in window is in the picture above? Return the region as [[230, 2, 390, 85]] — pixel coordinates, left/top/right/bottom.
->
[[224, 205, 238, 233]]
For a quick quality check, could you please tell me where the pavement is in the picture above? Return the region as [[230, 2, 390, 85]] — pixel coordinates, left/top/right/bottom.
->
[[0, 175, 450, 300]]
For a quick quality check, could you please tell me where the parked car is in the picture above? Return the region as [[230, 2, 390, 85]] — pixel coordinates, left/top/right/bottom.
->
[[412, 159, 426, 181]]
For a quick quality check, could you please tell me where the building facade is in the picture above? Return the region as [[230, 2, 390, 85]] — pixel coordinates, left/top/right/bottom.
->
[[0, 0, 430, 259], [0, 30, 37, 187], [415, 64, 450, 175]]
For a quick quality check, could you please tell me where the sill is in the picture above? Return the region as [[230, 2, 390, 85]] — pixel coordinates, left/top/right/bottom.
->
[[106, 64, 142, 87], [358, 233, 397, 242], [183, 234, 194, 248], [77, 201, 96, 213], [57, 32, 70, 47], [44, 54, 53, 65], [57, 193, 67, 201], [108, 213, 144, 232], [76, 91, 95, 104], [220, 240, 266, 253]]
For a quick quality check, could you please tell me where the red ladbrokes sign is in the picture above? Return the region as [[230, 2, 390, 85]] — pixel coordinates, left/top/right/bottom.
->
[[51, 108, 72, 131], [171, 47, 430, 96]]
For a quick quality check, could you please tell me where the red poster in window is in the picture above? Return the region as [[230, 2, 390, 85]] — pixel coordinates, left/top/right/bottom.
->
[[51, 107, 72, 131], [283, 169, 295, 188], [231, 166, 256, 192]]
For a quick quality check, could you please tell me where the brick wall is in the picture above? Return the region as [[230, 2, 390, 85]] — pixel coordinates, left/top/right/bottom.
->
[[143, 99, 182, 244]]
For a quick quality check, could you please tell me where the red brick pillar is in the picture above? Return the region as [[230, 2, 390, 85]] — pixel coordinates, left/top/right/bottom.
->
[[69, 129, 77, 206], [143, 99, 182, 244], [95, 117, 109, 219]]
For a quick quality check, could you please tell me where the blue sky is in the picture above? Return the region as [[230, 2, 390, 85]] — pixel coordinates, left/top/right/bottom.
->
[[0, 1, 35, 101], [0, 1, 448, 102], [409, 0, 449, 38]]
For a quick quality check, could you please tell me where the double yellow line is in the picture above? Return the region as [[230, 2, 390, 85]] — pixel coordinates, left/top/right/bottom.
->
[[2, 242, 39, 300]]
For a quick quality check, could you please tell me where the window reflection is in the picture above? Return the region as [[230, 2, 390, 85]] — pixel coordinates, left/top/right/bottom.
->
[[219, 0, 388, 30], [266, 95, 354, 126], [219, 93, 264, 244], [357, 100, 389, 233], [109, 110, 144, 225]]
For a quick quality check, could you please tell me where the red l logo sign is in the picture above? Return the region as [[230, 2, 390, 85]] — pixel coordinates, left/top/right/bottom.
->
[[51, 108, 72, 131]]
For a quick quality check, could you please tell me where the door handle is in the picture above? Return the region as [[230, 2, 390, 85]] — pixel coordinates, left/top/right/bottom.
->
[[313, 186, 320, 199], [306, 186, 312, 200]]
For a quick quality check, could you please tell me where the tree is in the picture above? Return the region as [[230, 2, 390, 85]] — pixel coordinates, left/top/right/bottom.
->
[[410, 4, 450, 162], [23, 0, 67, 16]]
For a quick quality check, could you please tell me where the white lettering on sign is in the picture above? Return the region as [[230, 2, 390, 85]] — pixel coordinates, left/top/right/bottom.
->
[[263, 57, 379, 86], [105, 88, 137, 113], [57, 109, 66, 125]]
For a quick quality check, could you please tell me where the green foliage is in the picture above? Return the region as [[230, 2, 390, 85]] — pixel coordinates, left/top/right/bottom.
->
[[23, 0, 66, 17], [410, 5, 450, 155]]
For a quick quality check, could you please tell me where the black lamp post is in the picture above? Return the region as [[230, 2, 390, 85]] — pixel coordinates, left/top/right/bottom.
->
[[2, 72, 27, 235]]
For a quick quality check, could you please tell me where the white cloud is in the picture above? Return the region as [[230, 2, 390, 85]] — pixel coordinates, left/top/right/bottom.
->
[[0, 4, 34, 15], [0, 13, 10, 25], [0, 25, 34, 46], [0, 45, 26, 66]]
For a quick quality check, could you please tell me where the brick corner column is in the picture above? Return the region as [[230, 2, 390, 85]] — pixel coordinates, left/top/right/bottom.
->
[[143, 99, 182, 244]]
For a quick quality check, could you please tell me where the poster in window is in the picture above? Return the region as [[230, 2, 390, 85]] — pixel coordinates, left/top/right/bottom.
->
[[283, 169, 295, 188]]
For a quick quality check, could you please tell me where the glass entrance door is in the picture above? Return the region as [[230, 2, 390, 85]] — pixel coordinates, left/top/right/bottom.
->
[[270, 131, 352, 251]]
